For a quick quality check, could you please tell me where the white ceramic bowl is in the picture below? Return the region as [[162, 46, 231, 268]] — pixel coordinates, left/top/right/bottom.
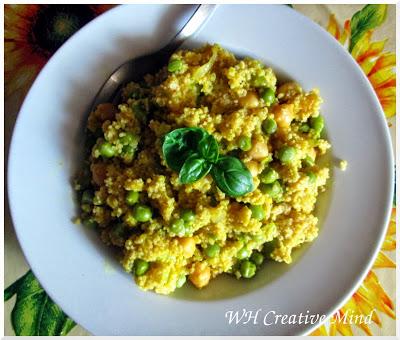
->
[[8, 4, 393, 335]]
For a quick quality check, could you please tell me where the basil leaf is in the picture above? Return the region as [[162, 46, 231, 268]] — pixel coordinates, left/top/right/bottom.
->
[[179, 153, 212, 184], [211, 156, 254, 197], [349, 5, 387, 52], [198, 133, 219, 163], [162, 127, 207, 172]]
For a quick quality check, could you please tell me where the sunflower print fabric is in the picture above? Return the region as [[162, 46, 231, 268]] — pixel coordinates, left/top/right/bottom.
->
[[4, 4, 396, 336], [5, 5, 114, 100]]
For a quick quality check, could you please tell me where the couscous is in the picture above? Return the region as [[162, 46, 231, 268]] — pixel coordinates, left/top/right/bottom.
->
[[74, 44, 331, 295]]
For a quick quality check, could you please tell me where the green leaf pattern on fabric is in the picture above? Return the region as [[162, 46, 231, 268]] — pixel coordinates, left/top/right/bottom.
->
[[4, 270, 76, 336], [349, 4, 387, 52], [4, 271, 29, 301]]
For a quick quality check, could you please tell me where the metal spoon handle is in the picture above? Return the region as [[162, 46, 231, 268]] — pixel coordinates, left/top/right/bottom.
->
[[160, 4, 217, 56], [88, 5, 216, 112]]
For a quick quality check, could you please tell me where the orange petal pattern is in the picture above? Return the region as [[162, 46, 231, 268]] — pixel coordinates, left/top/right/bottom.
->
[[382, 208, 396, 251], [329, 309, 354, 336], [326, 14, 396, 118], [357, 271, 395, 319], [4, 5, 45, 98], [326, 14, 340, 40], [311, 209, 396, 336], [310, 325, 328, 336], [373, 251, 395, 269], [353, 293, 381, 327]]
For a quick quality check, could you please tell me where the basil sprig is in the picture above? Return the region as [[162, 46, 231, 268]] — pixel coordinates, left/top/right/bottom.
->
[[162, 127, 253, 197], [179, 153, 213, 184], [198, 134, 219, 163], [162, 127, 207, 172], [211, 156, 254, 197]]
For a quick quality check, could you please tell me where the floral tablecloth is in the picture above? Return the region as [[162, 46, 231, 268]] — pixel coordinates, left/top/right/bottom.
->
[[4, 4, 396, 336]]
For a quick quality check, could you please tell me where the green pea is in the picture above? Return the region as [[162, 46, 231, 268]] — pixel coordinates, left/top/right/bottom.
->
[[129, 89, 141, 99], [132, 104, 147, 123], [119, 132, 139, 146], [310, 115, 324, 134], [240, 260, 256, 278], [81, 204, 91, 213], [176, 274, 187, 288], [302, 156, 314, 168], [277, 146, 297, 164], [250, 205, 266, 221], [307, 171, 317, 183], [122, 145, 135, 157], [259, 181, 282, 199], [134, 259, 150, 276], [263, 238, 278, 258], [260, 168, 279, 184], [168, 59, 183, 72], [261, 87, 275, 106], [181, 209, 195, 224], [205, 244, 220, 258], [112, 223, 126, 238], [237, 233, 250, 244], [126, 191, 139, 206], [99, 142, 115, 158], [299, 123, 310, 133], [133, 204, 152, 222], [253, 76, 267, 87], [262, 118, 277, 135], [250, 251, 264, 266], [83, 218, 97, 228], [238, 136, 252, 151], [93, 195, 103, 206], [260, 155, 273, 167], [252, 233, 265, 244], [237, 247, 250, 260], [170, 218, 185, 235], [81, 190, 93, 204]]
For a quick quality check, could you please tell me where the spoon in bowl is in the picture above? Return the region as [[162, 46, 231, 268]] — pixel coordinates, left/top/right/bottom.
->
[[89, 4, 216, 112]]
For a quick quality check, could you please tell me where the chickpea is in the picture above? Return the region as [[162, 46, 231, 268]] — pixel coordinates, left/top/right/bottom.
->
[[248, 141, 269, 160], [189, 262, 211, 288], [245, 161, 260, 177], [273, 103, 294, 129], [91, 163, 108, 186], [276, 82, 302, 101], [239, 91, 259, 109], [94, 103, 117, 122], [179, 237, 196, 258]]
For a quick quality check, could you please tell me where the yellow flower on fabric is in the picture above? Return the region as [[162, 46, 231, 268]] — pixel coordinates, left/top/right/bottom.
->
[[326, 5, 395, 118], [311, 210, 396, 336]]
